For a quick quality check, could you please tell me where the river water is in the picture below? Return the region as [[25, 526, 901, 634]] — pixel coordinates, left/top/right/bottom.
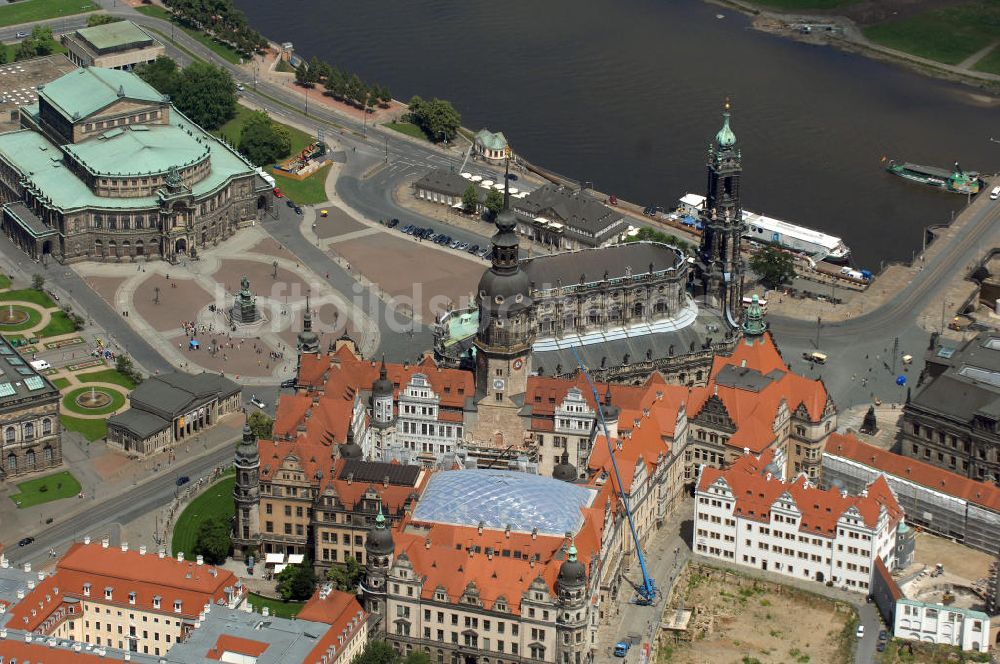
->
[[235, 0, 999, 268]]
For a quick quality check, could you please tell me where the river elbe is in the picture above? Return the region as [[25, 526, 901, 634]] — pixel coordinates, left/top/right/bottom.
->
[[235, 0, 1000, 268]]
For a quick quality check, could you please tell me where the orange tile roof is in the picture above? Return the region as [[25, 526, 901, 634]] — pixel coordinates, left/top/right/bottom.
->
[[826, 433, 1000, 512], [207, 634, 270, 660], [299, 589, 367, 663], [9, 543, 239, 633], [0, 641, 120, 663], [393, 494, 607, 615], [698, 450, 902, 535]]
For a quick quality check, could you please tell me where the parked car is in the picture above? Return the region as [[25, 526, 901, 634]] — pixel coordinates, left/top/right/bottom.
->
[[477, 247, 490, 258], [387, 218, 399, 228], [15, 32, 27, 39], [236, 83, 245, 92], [876, 641, 886, 652], [280, 378, 296, 389], [273, 187, 283, 198], [855, 625, 865, 639], [175, 476, 190, 487], [878, 630, 888, 641], [401, 224, 414, 233], [457, 241, 470, 251], [506, 173, 518, 181], [18, 536, 34, 547], [613, 642, 630, 658], [643, 205, 657, 216], [467, 244, 480, 254], [249, 395, 266, 409], [286, 200, 295, 208], [294, 206, 302, 215]]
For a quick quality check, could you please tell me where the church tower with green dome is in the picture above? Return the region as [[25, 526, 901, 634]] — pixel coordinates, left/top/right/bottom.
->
[[742, 294, 767, 340], [697, 100, 746, 329]]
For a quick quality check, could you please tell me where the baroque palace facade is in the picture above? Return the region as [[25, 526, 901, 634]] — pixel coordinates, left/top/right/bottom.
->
[[0, 66, 268, 264]]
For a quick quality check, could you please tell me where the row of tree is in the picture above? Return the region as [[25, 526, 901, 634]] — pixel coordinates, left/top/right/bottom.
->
[[2, 26, 60, 64], [621, 227, 692, 253], [353, 641, 431, 664], [294, 57, 391, 113], [462, 184, 504, 218], [406, 96, 461, 143], [136, 57, 237, 131], [162, 0, 267, 56]]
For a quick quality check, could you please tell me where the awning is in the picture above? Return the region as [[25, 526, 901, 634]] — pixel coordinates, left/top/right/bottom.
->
[[264, 553, 284, 565], [273, 563, 287, 575], [287, 553, 305, 565], [189, 340, 200, 348]]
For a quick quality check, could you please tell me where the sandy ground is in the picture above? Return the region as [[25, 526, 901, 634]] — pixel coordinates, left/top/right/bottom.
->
[[167, 334, 276, 378], [83, 275, 127, 304], [315, 207, 367, 239], [247, 237, 299, 263], [911, 531, 995, 583], [215, 259, 319, 305], [133, 275, 215, 332], [665, 568, 852, 664]]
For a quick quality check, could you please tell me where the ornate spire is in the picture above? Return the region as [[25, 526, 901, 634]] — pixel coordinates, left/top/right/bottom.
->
[[303, 293, 312, 331], [742, 294, 766, 338], [567, 540, 577, 562], [375, 504, 386, 529], [715, 98, 736, 148]]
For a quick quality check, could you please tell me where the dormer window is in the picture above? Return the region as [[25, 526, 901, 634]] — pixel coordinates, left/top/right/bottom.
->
[[83, 583, 91, 597], [153, 596, 161, 610], [105, 587, 113, 600], [174, 599, 182, 613], [128, 591, 136, 605]]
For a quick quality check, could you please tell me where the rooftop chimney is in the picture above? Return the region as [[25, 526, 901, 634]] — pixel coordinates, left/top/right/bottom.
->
[[158, 549, 166, 559], [178, 552, 185, 563], [139, 545, 147, 556], [101, 537, 110, 548], [121, 542, 128, 553], [196, 555, 204, 566], [84, 536, 91, 545]]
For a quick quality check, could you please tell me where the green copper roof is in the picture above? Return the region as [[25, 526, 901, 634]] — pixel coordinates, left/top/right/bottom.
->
[[475, 128, 508, 151], [715, 106, 736, 148], [0, 110, 257, 212], [64, 124, 211, 177], [39, 67, 164, 121], [443, 310, 479, 347], [742, 294, 766, 337], [76, 20, 154, 52]]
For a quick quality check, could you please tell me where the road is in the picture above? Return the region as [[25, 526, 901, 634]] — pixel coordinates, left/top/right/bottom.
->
[[9, 440, 236, 569]]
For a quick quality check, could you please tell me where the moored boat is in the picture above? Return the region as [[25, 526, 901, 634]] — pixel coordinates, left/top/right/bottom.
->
[[884, 159, 982, 195]]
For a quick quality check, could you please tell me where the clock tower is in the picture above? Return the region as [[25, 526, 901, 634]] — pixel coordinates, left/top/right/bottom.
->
[[474, 158, 534, 407]]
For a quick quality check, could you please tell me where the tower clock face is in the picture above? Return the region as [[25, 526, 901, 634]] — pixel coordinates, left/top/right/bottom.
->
[[513, 358, 523, 371], [493, 378, 505, 391]]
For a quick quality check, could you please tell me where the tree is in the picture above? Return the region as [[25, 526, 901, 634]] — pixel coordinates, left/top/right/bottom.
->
[[87, 14, 122, 26], [621, 226, 691, 253], [15, 26, 56, 61], [352, 640, 397, 664], [403, 652, 432, 664], [749, 243, 796, 288], [407, 97, 461, 143], [31, 273, 44, 290], [484, 188, 504, 217], [324, 67, 346, 99], [115, 354, 145, 385], [377, 84, 392, 108], [238, 110, 291, 166], [294, 62, 311, 87], [247, 410, 273, 440], [461, 184, 479, 213], [135, 56, 180, 98], [276, 563, 316, 601], [193, 516, 231, 565], [326, 555, 361, 592], [172, 61, 237, 130]]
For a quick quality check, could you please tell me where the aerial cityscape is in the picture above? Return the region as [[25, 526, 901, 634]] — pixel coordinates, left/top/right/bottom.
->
[[0, 0, 997, 663]]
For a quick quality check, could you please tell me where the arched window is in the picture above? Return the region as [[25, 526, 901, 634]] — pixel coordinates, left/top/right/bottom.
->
[[633, 302, 644, 318], [25, 449, 35, 468], [41, 418, 52, 435], [23, 422, 34, 440], [6, 453, 15, 472], [43, 445, 52, 462], [4, 426, 14, 443]]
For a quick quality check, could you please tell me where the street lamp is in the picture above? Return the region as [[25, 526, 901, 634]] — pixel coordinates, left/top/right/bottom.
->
[[272, 260, 278, 279], [154, 286, 160, 304]]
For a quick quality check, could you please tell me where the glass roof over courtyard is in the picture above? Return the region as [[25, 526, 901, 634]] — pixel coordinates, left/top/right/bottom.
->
[[411, 469, 596, 536]]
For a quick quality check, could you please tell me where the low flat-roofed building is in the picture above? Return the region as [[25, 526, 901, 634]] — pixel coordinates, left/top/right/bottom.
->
[[62, 20, 165, 70], [0, 54, 77, 132], [107, 372, 240, 456], [822, 432, 1000, 554], [512, 183, 628, 249], [0, 336, 62, 480]]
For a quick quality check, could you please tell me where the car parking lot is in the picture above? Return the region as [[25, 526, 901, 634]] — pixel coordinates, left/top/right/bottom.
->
[[400, 223, 491, 258]]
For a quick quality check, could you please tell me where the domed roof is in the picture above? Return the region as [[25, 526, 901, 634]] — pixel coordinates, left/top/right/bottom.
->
[[557, 543, 586, 588], [366, 507, 394, 555], [478, 268, 533, 309], [553, 451, 577, 482], [372, 357, 393, 397], [235, 423, 258, 465], [340, 426, 363, 460], [715, 104, 737, 148]]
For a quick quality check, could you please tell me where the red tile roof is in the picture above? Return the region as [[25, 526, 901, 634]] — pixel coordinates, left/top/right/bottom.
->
[[698, 450, 902, 535], [825, 433, 1000, 512], [207, 634, 270, 660], [299, 589, 367, 663], [9, 543, 239, 633], [0, 641, 120, 663]]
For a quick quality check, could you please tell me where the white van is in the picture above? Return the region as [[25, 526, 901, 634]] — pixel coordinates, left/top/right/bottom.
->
[[30, 360, 50, 371], [990, 186, 1000, 201]]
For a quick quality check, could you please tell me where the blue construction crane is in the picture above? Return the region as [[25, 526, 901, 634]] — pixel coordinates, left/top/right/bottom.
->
[[572, 347, 657, 605]]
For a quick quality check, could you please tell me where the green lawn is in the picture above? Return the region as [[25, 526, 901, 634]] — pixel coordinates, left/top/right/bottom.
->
[[275, 58, 295, 73], [863, 2, 1000, 65], [171, 475, 235, 559], [0, 288, 56, 308], [134, 5, 242, 64], [270, 164, 331, 205], [61, 386, 125, 416], [248, 592, 304, 619], [0, 0, 96, 27], [37, 310, 77, 338], [386, 121, 428, 141], [0, 40, 67, 63], [59, 414, 106, 441], [76, 369, 136, 390], [0, 274, 10, 289], [214, 104, 315, 163], [10, 470, 81, 508], [0, 306, 41, 333], [52, 377, 71, 390], [973, 43, 1000, 74]]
